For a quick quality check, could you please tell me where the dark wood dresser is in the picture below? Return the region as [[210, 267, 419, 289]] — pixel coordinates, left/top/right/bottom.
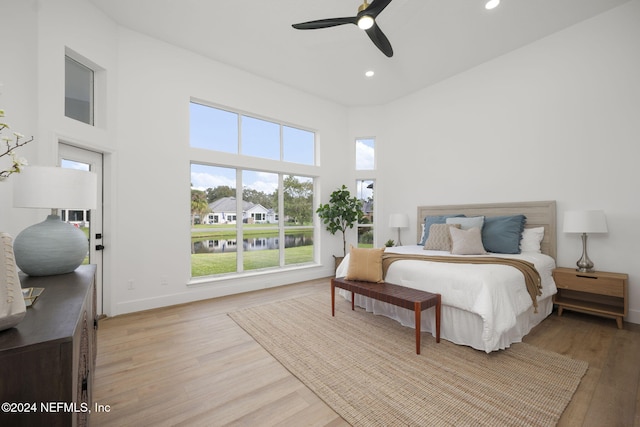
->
[[0, 264, 97, 427]]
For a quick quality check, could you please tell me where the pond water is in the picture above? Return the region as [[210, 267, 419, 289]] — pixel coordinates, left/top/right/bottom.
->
[[192, 233, 313, 254]]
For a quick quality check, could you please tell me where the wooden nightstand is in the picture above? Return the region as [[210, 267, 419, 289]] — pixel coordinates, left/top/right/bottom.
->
[[552, 267, 628, 329]]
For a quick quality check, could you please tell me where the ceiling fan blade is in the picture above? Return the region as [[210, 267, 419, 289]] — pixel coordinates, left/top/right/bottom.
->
[[292, 17, 357, 30], [362, 0, 393, 18], [365, 23, 393, 57]]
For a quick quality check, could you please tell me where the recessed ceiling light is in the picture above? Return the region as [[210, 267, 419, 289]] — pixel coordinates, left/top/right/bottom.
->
[[365, 70, 375, 77], [485, 0, 500, 10]]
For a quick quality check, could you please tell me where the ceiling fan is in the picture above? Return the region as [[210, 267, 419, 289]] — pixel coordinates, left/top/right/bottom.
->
[[292, 0, 394, 58]]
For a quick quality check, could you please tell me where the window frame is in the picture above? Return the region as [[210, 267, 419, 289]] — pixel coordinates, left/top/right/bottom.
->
[[64, 47, 106, 128], [355, 137, 377, 248]]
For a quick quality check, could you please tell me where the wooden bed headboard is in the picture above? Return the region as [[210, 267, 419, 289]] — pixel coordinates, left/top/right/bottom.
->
[[417, 201, 557, 259]]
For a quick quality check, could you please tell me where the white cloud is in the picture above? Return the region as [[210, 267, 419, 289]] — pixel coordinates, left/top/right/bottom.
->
[[356, 140, 375, 170], [244, 171, 278, 194], [190, 172, 234, 191]]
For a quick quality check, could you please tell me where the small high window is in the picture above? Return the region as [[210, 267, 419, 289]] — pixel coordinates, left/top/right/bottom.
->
[[65, 56, 94, 125], [356, 138, 375, 170]]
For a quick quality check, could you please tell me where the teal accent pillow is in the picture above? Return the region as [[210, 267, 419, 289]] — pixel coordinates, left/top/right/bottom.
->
[[419, 214, 465, 245], [481, 215, 526, 254]]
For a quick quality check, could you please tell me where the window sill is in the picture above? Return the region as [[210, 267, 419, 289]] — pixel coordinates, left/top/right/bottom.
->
[[187, 262, 323, 287]]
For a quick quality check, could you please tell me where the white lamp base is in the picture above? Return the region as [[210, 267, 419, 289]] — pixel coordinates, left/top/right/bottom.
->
[[13, 215, 88, 276]]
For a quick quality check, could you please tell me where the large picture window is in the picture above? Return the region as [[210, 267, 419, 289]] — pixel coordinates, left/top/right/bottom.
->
[[191, 165, 314, 277], [189, 102, 316, 278]]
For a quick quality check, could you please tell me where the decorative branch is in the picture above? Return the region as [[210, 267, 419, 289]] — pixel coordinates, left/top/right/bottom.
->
[[0, 109, 34, 180]]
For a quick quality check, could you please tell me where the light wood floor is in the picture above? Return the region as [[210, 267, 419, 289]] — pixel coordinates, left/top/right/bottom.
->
[[93, 278, 640, 426]]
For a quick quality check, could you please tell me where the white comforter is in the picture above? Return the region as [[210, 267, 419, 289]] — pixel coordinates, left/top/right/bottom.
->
[[335, 245, 557, 352]]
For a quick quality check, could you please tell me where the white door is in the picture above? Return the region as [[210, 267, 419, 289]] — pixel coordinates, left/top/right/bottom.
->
[[58, 143, 104, 314]]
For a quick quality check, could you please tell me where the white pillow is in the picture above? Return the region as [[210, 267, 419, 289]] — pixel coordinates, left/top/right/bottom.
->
[[449, 227, 487, 255], [446, 216, 485, 230], [520, 227, 544, 253]]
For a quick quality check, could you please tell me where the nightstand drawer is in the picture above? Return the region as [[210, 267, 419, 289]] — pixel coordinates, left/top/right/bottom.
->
[[553, 271, 624, 297]]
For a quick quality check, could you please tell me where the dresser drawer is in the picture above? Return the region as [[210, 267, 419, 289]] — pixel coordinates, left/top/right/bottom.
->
[[553, 270, 624, 297]]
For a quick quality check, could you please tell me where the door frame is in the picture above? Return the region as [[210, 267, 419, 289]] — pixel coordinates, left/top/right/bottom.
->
[[58, 143, 105, 315]]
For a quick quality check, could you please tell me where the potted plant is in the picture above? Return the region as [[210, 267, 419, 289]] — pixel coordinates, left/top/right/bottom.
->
[[316, 185, 364, 269]]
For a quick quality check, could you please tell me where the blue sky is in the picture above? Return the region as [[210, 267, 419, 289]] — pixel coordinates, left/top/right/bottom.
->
[[190, 102, 314, 166]]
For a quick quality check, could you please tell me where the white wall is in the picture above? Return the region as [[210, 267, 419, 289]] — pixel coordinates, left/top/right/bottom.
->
[[0, 0, 39, 236], [350, 0, 640, 323]]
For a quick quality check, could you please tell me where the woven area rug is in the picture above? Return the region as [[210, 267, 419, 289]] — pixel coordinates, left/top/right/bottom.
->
[[229, 292, 588, 426]]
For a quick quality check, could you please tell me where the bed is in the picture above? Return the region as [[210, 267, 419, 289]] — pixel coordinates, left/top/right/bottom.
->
[[335, 201, 558, 353]]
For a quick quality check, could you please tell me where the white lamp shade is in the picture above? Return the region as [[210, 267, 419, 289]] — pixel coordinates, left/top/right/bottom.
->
[[563, 210, 608, 234], [389, 213, 409, 228], [13, 166, 97, 210]]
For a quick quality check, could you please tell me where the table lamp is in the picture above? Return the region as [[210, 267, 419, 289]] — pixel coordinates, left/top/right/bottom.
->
[[563, 210, 608, 272], [389, 213, 409, 246], [12, 166, 97, 276]]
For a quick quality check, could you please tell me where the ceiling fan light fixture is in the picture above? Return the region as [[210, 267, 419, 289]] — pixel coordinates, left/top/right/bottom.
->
[[291, 0, 394, 57], [357, 15, 375, 30], [485, 0, 500, 10]]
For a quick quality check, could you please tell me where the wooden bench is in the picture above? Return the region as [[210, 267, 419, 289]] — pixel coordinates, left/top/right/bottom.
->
[[331, 277, 441, 354]]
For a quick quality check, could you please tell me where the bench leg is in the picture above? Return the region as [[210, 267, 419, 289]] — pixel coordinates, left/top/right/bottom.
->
[[351, 291, 355, 311], [414, 302, 421, 355], [331, 280, 335, 317], [435, 295, 441, 343]]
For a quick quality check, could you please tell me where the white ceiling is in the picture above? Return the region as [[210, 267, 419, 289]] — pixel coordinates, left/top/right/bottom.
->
[[87, 0, 630, 107]]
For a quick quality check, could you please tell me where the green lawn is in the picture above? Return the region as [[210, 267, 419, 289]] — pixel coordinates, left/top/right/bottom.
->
[[191, 244, 313, 277], [190, 224, 314, 277]]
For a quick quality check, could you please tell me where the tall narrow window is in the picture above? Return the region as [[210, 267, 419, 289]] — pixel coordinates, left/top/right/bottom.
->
[[356, 180, 374, 248], [65, 56, 94, 125], [356, 137, 376, 247], [60, 159, 91, 265], [283, 175, 314, 265], [355, 138, 375, 170]]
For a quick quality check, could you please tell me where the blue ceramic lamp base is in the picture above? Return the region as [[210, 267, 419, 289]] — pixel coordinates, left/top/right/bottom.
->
[[13, 215, 88, 276]]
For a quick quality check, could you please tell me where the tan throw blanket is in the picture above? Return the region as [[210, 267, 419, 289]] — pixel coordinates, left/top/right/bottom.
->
[[382, 253, 543, 312]]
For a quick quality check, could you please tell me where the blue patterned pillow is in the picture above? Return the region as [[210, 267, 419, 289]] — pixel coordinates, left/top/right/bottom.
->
[[419, 214, 465, 245], [481, 215, 526, 254]]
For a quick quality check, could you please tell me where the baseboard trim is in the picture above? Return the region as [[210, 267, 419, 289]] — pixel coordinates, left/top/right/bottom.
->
[[626, 308, 640, 325]]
